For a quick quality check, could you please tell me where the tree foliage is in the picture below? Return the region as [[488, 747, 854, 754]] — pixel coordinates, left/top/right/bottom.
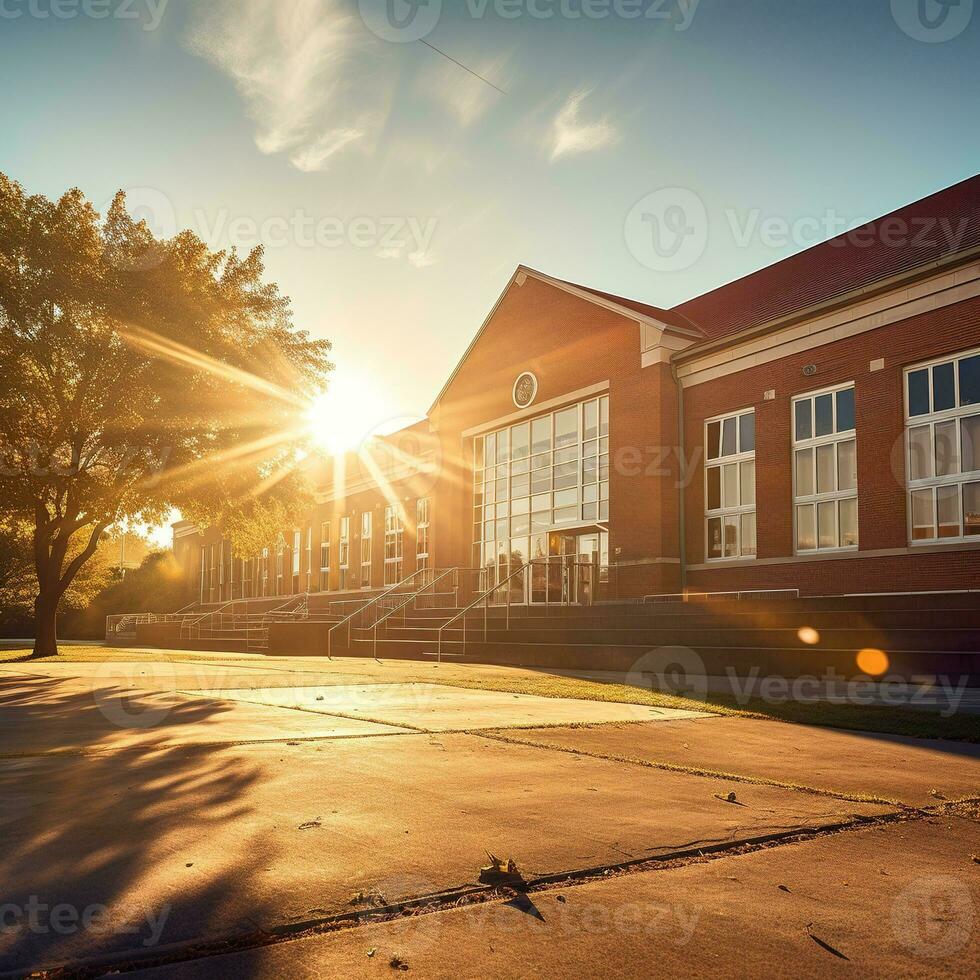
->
[[63, 550, 197, 640], [0, 173, 332, 654]]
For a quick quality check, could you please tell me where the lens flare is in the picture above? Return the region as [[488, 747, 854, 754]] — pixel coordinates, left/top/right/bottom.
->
[[797, 626, 820, 645], [856, 648, 890, 676]]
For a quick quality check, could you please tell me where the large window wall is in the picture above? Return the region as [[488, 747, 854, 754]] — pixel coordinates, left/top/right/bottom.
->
[[472, 395, 609, 573]]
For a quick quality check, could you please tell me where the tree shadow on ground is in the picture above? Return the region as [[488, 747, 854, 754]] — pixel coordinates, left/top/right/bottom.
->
[[0, 674, 279, 974]]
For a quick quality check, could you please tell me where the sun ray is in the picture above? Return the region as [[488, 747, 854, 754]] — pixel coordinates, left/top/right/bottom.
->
[[142, 429, 301, 491], [116, 323, 308, 409]]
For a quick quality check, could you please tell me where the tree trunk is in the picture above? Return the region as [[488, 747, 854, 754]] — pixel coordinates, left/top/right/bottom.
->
[[32, 591, 59, 658]]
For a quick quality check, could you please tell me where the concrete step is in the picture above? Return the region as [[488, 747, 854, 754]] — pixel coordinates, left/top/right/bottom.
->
[[343, 637, 978, 682], [387, 626, 980, 653]]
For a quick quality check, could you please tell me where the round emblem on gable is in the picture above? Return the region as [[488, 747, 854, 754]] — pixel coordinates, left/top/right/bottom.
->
[[512, 372, 538, 409]]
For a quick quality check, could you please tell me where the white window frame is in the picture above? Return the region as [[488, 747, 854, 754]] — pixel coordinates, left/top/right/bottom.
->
[[704, 408, 756, 561], [292, 528, 301, 581], [275, 535, 285, 595], [416, 497, 431, 570], [338, 517, 350, 591], [360, 511, 373, 589], [792, 383, 858, 554], [904, 346, 980, 544], [384, 505, 404, 585], [261, 547, 269, 597], [320, 521, 331, 579]]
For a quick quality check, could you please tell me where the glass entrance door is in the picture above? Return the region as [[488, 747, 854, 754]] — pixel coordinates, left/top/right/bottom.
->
[[525, 531, 599, 605]]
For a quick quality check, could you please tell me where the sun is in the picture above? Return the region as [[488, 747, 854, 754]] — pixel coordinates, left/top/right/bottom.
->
[[304, 372, 395, 455]]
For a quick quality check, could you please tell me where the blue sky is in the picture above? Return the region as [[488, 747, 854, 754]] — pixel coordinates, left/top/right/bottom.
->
[[2, 0, 979, 429]]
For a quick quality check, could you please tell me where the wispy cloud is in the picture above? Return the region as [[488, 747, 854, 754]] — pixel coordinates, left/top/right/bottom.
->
[[184, 0, 389, 171], [416, 50, 512, 127], [289, 123, 374, 173], [549, 87, 617, 162]]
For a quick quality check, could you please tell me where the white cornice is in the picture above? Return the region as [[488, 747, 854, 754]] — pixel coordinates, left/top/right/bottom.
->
[[676, 258, 980, 388]]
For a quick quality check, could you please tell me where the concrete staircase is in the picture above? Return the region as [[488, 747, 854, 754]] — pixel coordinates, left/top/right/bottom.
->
[[329, 592, 980, 682]]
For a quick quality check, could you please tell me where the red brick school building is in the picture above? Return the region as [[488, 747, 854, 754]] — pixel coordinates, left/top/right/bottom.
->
[[174, 175, 980, 612]]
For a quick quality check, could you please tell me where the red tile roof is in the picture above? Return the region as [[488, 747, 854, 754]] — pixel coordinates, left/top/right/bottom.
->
[[672, 173, 980, 341], [554, 277, 703, 334]]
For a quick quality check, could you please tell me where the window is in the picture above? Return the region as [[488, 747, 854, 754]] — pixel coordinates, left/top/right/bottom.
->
[[276, 535, 285, 595], [473, 395, 609, 582], [905, 348, 980, 542], [208, 544, 219, 602], [292, 528, 301, 576], [384, 505, 404, 585], [360, 511, 373, 588], [305, 526, 313, 583], [320, 521, 330, 585], [705, 410, 756, 560], [338, 517, 350, 591], [260, 548, 269, 597], [416, 498, 431, 570], [793, 385, 858, 552]]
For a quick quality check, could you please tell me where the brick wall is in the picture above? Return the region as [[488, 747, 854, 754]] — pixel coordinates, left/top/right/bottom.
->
[[682, 293, 980, 594], [180, 281, 980, 603]]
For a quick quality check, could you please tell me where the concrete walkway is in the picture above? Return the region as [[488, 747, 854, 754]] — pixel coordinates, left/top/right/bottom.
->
[[0, 657, 976, 977], [131, 815, 980, 979]]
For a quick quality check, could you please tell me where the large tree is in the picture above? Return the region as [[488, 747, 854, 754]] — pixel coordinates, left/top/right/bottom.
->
[[0, 174, 332, 656], [0, 517, 113, 629]]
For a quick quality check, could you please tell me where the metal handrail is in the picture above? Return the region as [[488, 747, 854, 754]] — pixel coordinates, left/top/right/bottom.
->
[[327, 567, 435, 656], [643, 588, 800, 604], [105, 599, 207, 641], [178, 593, 311, 651], [181, 596, 245, 634], [436, 556, 600, 662], [371, 567, 460, 659], [436, 561, 527, 662]]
